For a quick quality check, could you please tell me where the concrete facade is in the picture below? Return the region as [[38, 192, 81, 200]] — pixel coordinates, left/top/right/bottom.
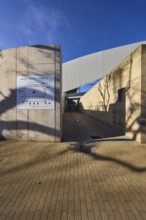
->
[[63, 41, 146, 92], [142, 45, 146, 143], [79, 45, 146, 143], [0, 45, 62, 142]]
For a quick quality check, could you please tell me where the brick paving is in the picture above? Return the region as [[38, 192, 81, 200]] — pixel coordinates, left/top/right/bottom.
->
[[0, 112, 146, 220], [0, 112, 146, 219]]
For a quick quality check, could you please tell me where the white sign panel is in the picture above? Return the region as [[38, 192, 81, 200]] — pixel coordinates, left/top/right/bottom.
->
[[17, 75, 55, 109]]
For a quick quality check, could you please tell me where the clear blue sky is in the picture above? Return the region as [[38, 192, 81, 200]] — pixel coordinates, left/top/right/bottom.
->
[[0, 0, 146, 62]]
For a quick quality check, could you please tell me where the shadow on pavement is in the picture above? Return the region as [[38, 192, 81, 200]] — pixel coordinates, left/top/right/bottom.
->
[[58, 143, 146, 173]]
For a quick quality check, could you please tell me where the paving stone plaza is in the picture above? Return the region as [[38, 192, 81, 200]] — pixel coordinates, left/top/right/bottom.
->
[[0, 113, 146, 220]]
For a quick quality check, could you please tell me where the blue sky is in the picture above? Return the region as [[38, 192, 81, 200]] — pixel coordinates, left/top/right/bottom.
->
[[0, 0, 146, 62]]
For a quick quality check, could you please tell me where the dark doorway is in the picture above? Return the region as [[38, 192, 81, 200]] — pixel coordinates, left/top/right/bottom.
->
[[113, 88, 126, 133]]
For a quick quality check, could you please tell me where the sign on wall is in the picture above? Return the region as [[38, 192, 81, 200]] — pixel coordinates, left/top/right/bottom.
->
[[17, 75, 55, 109]]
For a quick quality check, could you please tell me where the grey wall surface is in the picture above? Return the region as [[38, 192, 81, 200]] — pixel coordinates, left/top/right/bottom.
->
[[79, 46, 143, 143], [63, 41, 146, 92], [0, 45, 62, 142]]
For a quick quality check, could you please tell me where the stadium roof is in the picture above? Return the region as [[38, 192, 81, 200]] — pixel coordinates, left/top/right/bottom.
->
[[62, 41, 146, 92]]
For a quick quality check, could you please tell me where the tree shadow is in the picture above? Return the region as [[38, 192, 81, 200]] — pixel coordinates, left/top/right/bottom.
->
[[58, 142, 146, 173], [79, 70, 126, 138], [0, 143, 54, 176], [79, 46, 145, 143]]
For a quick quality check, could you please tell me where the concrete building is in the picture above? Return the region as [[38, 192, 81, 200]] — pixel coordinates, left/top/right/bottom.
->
[[61, 41, 146, 143], [0, 45, 62, 142], [79, 44, 146, 143], [0, 41, 146, 143], [63, 41, 146, 92]]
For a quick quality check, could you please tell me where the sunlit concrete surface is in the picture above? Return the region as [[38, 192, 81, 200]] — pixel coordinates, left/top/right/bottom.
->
[[1, 113, 146, 220], [0, 45, 62, 142], [79, 45, 146, 144]]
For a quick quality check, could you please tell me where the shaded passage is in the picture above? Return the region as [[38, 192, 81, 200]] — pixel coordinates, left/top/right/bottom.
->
[[63, 112, 129, 142]]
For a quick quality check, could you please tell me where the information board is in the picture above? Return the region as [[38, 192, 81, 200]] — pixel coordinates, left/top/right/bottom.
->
[[17, 75, 55, 109]]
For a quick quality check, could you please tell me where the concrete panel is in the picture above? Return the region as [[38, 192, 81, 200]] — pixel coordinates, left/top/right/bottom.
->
[[0, 45, 17, 139], [0, 49, 16, 73], [141, 45, 146, 142], [55, 46, 62, 141], [28, 46, 55, 64], [0, 108, 17, 139], [0, 45, 62, 142], [55, 71, 62, 141], [28, 110, 55, 141], [17, 47, 28, 72], [16, 110, 28, 140], [28, 63, 55, 74]]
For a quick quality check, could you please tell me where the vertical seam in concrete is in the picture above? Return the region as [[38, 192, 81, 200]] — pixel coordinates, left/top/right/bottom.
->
[[60, 47, 62, 141], [16, 48, 18, 140], [54, 45, 57, 142], [27, 47, 29, 141], [141, 45, 142, 142]]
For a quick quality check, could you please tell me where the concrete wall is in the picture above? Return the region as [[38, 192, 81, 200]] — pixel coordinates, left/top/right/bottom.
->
[[0, 45, 62, 142], [141, 45, 146, 143], [79, 45, 146, 143]]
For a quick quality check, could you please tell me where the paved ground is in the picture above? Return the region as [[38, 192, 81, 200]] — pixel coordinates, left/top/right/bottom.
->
[[0, 112, 146, 220], [63, 112, 126, 142]]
